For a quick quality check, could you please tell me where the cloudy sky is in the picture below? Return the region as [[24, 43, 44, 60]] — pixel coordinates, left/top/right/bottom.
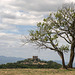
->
[[0, 0, 75, 61]]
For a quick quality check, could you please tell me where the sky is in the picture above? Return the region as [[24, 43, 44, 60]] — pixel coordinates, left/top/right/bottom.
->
[[0, 0, 75, 61]]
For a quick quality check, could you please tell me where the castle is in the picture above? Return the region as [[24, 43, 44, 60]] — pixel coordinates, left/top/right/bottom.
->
[[21, 56, 47, 65], [33, 56, 38, 62]]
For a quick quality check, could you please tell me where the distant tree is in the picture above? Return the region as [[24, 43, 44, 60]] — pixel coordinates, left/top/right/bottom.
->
[[27, 4, 75, 69]]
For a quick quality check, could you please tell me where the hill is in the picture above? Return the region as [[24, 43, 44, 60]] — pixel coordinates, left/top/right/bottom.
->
[[0, 56, 62, 69], [0, 56, 24, 64]]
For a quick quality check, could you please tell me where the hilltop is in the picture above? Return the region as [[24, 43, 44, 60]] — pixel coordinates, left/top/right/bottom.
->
[[0, 56, 62, 69], [17, 56, 47, 65]]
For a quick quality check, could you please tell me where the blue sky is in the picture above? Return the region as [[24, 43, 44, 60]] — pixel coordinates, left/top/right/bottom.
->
[[0, 0, 75, 61]]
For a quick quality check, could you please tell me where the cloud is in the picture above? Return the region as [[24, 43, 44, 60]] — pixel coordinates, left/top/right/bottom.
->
[[11, 0, 65, 12], [0, 32, 20, 47], [0, 8, 44, 26], [65, 0, 75, 3], [0, 23, 16, 30], [1, 0, 74, 28], [2, 12, 43, 25], [0, 0, 66, 27], [1, 0, 74, 29]]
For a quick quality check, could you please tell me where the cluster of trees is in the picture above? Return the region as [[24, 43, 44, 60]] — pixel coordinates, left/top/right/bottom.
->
[[0, 60, 61, 69], [27, 4, 75, 69], [17, 58, 47, 64]]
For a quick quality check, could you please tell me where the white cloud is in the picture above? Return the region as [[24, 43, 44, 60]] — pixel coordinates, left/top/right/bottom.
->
[[0, 0, 65, 27], [0, 32, 22, 48], [11, 0, 65, 11], [65, 0, 75, 3], [2, 11, 44, 25], [0, 23, 16, 30], [1, 0, 74, 28]]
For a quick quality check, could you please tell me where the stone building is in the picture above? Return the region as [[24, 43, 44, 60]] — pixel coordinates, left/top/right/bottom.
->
[[33, 56, 38, 62]]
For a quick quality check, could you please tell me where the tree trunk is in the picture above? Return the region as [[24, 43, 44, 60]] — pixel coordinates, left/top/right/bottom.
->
[[67, 39, 75, 68], [58, 51, 66, 69]]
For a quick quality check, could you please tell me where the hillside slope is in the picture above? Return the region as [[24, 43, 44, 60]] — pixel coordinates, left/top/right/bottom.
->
[[0, 56, 24, 64]]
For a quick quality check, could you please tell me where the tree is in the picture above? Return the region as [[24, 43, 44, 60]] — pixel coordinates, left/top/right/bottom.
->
[[28, 5, 75, 69]]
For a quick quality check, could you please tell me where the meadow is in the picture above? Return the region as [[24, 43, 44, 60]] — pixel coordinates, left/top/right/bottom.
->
[[0, 69, 75, 75]]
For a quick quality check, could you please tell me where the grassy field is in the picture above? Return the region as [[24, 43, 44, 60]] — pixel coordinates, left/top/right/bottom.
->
[[0, 69, 75, 75]]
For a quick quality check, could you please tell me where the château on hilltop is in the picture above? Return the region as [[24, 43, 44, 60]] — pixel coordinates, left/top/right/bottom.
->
[[17, 56, 47, 65], [0, 56, 62, 69]]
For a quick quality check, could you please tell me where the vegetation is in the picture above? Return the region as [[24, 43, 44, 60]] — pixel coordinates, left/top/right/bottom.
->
[[27, 4, 75, 69], [0, 69, 75, 75], [0, 58, 61, 69]]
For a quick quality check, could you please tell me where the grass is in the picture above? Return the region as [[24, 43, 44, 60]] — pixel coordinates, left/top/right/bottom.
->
[[0, 69, 75, 75]]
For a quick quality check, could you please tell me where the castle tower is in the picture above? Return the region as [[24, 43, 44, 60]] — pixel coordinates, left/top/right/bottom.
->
[[33, 56, 38, 62]]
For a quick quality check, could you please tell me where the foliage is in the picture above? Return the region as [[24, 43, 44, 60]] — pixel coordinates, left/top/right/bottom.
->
[[29, 7, 75, 52], [0, 59, 61, 69]]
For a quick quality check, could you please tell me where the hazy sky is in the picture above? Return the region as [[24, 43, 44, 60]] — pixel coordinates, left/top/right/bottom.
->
[[0, 0, 75, 61]]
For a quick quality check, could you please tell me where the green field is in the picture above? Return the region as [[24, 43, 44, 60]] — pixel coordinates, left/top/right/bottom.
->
[[0, 69, 75, 75]]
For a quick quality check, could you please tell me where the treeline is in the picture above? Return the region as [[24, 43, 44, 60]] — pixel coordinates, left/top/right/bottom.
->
[[0, 61, 61, 69]]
